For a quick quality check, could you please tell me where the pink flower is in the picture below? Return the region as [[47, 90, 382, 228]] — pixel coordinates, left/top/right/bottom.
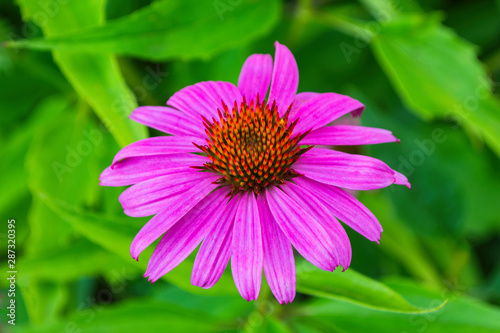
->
[[100, 42, 410, 304]]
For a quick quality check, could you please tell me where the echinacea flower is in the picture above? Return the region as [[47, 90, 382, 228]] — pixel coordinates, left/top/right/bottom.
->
[[100, 42, 410, 304]]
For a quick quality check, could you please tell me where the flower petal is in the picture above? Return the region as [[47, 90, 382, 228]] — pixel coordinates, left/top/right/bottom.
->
[[300, 125, 399, 146], [268, 42, 299, 116], [238, 54, 273, 101], [191, 195, 241, 288], [129, 173, 219, 259], [231, 192, 263, 301], [112, 136, 204, 166], [294, 148, 398, 190], [144, 189, 229, 282], [120, 170, 217, 218], [281, 183, 351, 270], [258, 194, 296, 304], [290, 92, 319, 119], [292, 93, 365, 134], [100, 154, 208, 187], [265, 187, 338, 271], [294, 177, 383, 242], [167, 81, 243, 120], [130, 106, 206, 138], [394, 171, 411, 189]]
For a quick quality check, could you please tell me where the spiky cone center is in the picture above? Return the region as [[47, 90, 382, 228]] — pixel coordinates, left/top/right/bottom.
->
[[193, 96, 312, 195]]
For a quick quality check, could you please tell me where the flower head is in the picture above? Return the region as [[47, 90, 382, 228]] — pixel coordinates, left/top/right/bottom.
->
[[100, 42, 410, 304]]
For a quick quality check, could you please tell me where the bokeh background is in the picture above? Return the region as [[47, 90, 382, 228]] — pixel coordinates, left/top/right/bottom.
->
[[1, 0, 500, 332]]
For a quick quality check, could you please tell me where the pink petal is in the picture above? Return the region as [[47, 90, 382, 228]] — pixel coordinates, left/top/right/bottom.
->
[[294, 148, 398, 190], [258, 194, 296, 304], [144, 189, 229, 282], [265, 187, 339, 271], [231, 192, 263, 301], [120, 170, 217, 217], [167, 81, 243, 121], [128, 173, 219, 259], [130, 106, 205, 138], [268, 42, 299, 116], [111, 136, 204, 167], [237, 54, 273, 101], [290, 92, 320, 119], [192, 195, 241, 288], [300, 125, 399, 146], [292, 93, 365, 134], [281, 183, 351, 270], [294, 177, 382, 242], [100, 153, 208, 187], [394, 171, 411, 189]]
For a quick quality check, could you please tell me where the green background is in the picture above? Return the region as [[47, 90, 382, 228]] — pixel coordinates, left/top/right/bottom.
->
[[1, 0, 500, 332]]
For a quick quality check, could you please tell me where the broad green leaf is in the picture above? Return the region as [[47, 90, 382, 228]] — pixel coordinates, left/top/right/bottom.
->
[[9, 0, 282, 61], [359, 0, 421, 17], [16, 0, 147, 147], [369, 13, 500, 156], [38, 191, 240, 297], [292, 279, 500, 333], [0, 96, 70, 249], [295, 261, 445, 313], [16, 298, 223, 333], [18, 239, 137, 283]]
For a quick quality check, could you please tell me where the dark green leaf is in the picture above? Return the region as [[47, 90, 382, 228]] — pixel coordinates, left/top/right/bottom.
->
[[9, 0, 281, 61], [296, 261, 445, 313]]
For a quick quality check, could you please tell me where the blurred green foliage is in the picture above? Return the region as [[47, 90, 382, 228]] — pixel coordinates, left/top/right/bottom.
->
[[1, 0, 500, 332]]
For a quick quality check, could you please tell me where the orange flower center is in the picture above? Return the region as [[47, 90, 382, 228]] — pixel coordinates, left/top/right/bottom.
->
[[194, 96, 312, 195]]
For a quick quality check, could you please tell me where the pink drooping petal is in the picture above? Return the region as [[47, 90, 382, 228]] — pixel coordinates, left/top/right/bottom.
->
[[265, 187, 339, 271], [191, 195, 241, 289], [281, 183, 351, 270], [111, 136, 205, 166], [258, 194, 296, 304], [292, 93, 365, 134], [128, 173, 219, 260], [294, 148, 400, 190], [295, 177, 383, 242], [144, 189, 229, 283], [238, 54, 273, 101], [120, 170, 217, 218], [167, 81, 243, 120], [394, 171, 411, 189], [268, 42, 299, 116], [231, 192, 263, 301], [100, 153, 208, 187], [300, 125, 399, 146], [290, 92, 320, 119], [130, 106, 206, 138]]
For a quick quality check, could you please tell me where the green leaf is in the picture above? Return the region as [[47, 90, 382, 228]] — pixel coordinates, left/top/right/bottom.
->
[[16, 0, 147, 147], [292, 279, 500, 333], [369, 13, 500, 156], [37, 191, 240, 297], [16, 298, 224, 333], [295, 261, 445, 313], [9, 0, 282, 61], [18, 239, 137, 283]]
